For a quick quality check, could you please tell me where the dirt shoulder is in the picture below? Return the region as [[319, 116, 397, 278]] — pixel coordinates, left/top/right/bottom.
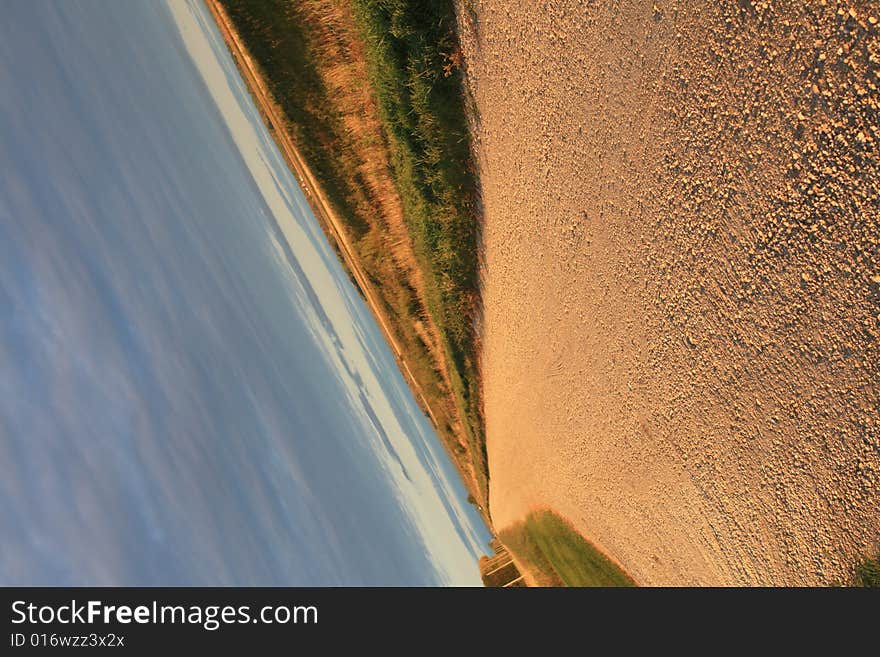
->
[[459, 0, 879, 584]]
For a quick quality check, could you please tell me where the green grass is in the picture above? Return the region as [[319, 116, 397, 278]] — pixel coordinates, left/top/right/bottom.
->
[[217, 0, 487, 505], [856, 554, 880, 587], [500, 510, 636, 587], [350, 0, 486, 497]]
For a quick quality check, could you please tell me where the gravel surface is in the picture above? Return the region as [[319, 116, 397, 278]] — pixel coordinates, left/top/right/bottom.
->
[[459, 0, 880, 585]]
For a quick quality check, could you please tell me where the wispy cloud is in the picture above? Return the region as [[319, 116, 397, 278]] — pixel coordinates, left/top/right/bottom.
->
[[0, 0, 489, 586]]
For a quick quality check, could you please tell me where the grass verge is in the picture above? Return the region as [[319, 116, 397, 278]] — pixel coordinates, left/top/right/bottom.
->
[[856, 553, 880, 587], [216, 0, 487, 505], [350, 0, 486, 497], [500, 510, 636, 587]]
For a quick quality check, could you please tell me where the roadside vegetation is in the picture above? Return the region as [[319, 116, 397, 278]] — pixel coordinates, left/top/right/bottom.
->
[[217, 0, 487, 504], [856, 553, 880, 587], [500, 510, 636, 587], [349, 0, 485, 498]]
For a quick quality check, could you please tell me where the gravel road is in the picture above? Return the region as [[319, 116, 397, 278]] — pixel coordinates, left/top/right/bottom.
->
[[459, 0, 880, 585]]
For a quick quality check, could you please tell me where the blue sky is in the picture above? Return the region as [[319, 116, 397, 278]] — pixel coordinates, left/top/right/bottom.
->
[[0, 0, 491, 586]]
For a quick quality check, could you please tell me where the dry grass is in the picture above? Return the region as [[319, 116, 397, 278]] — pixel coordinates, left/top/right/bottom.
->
[[218, 0, 487, 504]]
